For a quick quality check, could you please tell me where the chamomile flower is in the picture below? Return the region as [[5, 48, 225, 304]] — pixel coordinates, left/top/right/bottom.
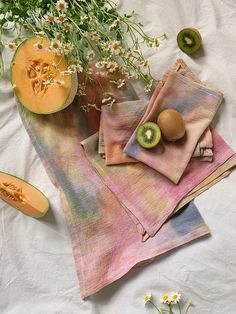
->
[[35, 31, 45, 38], [49, 39, 62, 55], [143, 294, 152, 304], [101, 42, 110, 52], [91, 31, 100, 42], [95, 61, 105, 68], [56, 14, 66, 23], [5, 41, 16, 50], [160, 293, 170, 304], [87, 50, 95, 61], [63, 42, 74, 55], [44, 12, 55, 23], [80, 15, 88, 24], [54, 32, 63, 41], [106, 61, 118, 73], [56, 0, 68, 12], [63, 23, 73, 32], [110, 40, 122, 55], [170, 291, 181, 304], [33, 41, 44, 51]]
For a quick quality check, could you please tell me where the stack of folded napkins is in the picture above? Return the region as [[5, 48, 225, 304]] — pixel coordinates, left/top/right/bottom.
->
[[82, 59, 236, 239]]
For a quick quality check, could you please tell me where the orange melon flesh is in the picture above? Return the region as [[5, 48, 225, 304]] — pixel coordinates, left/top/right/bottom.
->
[[11, 37, 78, 114], [0, 172, 49, 218]]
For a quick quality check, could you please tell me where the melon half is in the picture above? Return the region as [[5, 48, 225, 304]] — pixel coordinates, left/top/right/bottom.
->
[[0, 172, 49, 218], [10, 37, 78, 114]]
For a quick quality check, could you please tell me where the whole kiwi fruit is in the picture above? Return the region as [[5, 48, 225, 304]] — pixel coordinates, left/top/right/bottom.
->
[[157, 109, 185, 141]]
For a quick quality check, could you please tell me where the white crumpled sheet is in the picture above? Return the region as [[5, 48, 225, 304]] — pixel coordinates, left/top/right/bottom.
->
[[1, 0, 236, 313]]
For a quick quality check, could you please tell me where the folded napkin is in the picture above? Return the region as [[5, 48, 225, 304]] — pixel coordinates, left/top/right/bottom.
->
[[123, 60, 223, 184], [99, 60, 214, 166], [19, 100, 211, 299]]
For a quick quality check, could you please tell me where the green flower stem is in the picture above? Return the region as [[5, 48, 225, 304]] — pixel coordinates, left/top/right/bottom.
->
[[148, 300, 162, 314], [178, 303, 182, 314], [185, 303, 192, 314]]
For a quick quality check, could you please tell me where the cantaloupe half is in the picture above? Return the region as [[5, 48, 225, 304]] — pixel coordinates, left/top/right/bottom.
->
[[10, 37, 78, 114], [0, 172, 49, 218]]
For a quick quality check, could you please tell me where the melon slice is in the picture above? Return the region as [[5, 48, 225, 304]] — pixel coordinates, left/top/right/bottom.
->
[[0, 172, 49, 218], [10, 37, 78, 114]]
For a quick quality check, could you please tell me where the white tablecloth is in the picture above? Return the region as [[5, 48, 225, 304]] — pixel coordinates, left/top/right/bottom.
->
[[1, 0, 236, 313]]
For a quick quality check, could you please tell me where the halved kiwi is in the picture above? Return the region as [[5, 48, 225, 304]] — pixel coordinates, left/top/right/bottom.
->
[[136, 122, 161, 149], [177, 28, 202, 54]]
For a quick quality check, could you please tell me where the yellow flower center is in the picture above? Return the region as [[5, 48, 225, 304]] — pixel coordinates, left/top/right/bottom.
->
[[59, 3, 65, 10], [52, 42, 59, 49], [48, 16, 54, 22], [143, 295, 150, 302], [58, 16, 65, 22], [163, 295, 168, 300], [113, 43, 120, 50]]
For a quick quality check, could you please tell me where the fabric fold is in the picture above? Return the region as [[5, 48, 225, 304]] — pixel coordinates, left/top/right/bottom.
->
[[124, 69, 223, 184]]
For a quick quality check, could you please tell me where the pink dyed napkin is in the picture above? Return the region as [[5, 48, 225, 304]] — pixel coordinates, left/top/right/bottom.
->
[[123, 60, 223, 184], [100, 60, 215, 167]]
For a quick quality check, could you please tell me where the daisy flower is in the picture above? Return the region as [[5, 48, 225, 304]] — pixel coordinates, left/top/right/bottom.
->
[[63, 23, 73, 32], [35, 31, 45, 38], [49, 39, 62, 55], [44, 12, 55, 23], [143, 294, 152, 304], [101, 42, 110, 52], [106, 61, 118, 73], [56, 14, 66, 23], [5, 41, 16, 50], [87, 50, 95, 61], [95, 61, 105, 69], [170, 291, 181, 304], [80, 15, 88, 25], [54, 32, 63, 41], [56, 0, 68, 12], [160, 293, 170, 304], [76, 64, 83, 73], [91, 31, 100, 42], [63, 42, 74, 55], [110, 40, 122, 55], [33, 41, 44, 51]]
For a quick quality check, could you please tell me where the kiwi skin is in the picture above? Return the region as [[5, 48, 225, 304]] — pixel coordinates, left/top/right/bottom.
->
[[136, 122, 161, 149], [177, 28, 202, 55]]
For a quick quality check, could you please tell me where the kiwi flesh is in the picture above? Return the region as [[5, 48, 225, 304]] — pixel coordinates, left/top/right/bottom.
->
[[177, 28, 202, 54], [136, 122, 161, 149]]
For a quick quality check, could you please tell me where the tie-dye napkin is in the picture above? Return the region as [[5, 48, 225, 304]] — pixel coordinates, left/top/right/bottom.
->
[[18, 61, 236, 299], [100, 60, 214, 166], [123, 60, 223, 184]]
